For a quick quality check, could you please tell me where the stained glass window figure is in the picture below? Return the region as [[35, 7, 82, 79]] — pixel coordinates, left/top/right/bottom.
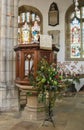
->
[[70, 16, 81, 58], [32, 20, 40, 42], [21, 22, 31, 43]]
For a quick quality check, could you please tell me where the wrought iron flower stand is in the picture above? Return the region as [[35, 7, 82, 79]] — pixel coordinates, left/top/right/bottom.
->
[[42, 90, 55, 127]]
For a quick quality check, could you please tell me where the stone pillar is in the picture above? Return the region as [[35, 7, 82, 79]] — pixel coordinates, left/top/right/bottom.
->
[[13, 0, 18, 80], [0, 0, 7, 110], [0, 0, 19, 111], [0, 0, 7, 84]]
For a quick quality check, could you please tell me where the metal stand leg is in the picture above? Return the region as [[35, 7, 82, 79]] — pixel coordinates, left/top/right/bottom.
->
[[42, 101, 55, 127]]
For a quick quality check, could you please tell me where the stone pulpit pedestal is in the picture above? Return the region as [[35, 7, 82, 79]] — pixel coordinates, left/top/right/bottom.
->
[[16, 84, 45, 121]]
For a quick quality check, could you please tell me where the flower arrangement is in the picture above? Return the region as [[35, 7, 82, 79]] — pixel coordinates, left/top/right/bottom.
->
[[28, 59, 81, 125], [29, 58, 65, 104], [29, 58, 73, 124]]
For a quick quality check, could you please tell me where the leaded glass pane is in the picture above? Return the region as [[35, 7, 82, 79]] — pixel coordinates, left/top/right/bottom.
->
[[70, 17, 81, 58], [70, 11, 80, 19], [81, 7, 84, 18], [76, 10, 80, 18], [70, 12, 75, 19], [71, 43, 80, 58], [26, 12, 30, 22]]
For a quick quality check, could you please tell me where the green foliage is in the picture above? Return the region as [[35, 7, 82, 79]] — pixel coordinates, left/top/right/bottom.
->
[[29, 58, 65, 107]]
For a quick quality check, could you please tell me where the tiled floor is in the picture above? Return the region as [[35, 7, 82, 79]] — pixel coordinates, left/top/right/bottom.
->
[[0, 92, 84, 130]]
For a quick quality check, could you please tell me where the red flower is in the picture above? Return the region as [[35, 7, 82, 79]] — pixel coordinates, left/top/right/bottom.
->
[[55, 75, 59, 79]]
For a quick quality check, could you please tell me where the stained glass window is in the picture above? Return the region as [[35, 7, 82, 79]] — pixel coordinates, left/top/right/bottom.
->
[[65, 1, 84, 60], [18, 6, 43, 44]]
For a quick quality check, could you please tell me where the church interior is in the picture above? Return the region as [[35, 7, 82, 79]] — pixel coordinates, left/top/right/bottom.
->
[[0, 0, 84, 130]]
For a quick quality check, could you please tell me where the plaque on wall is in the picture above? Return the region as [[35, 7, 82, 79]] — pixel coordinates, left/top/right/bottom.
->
[[48, 2, 59, 26]]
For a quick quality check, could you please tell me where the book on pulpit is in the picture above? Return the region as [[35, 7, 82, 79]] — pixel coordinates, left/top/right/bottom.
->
[[40, 34, 52, 50]]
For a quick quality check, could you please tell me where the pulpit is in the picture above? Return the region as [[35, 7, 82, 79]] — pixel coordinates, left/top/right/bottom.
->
[[14, 43, 59, 85], [14, 43, 59, 120]]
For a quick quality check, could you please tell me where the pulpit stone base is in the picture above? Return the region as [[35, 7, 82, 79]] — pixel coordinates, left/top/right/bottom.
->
[[22, 94, 46, 121], [15, 84, 46, 121]]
